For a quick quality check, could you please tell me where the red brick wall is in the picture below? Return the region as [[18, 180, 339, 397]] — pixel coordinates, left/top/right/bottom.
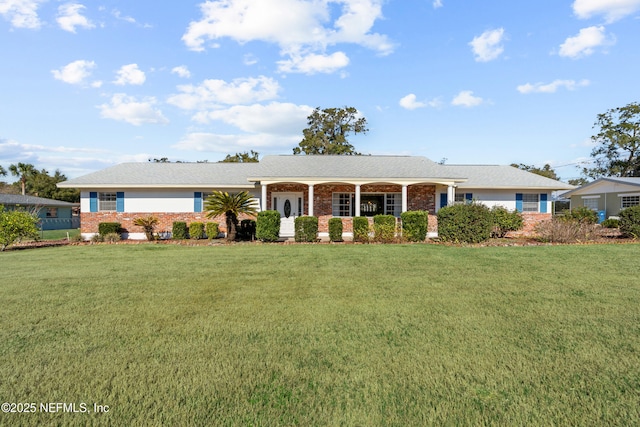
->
[[507, 212, 551, 237], [80, 211, 251, 235]]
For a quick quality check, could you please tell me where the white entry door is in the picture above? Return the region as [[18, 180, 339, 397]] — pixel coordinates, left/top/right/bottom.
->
[[272, 192, 303, 237]]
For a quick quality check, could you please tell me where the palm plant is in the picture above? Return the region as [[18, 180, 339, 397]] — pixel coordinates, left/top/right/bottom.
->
[[204, 191, 258, 241], [9, 162, 36, 195], [133, 216, 159, 241]]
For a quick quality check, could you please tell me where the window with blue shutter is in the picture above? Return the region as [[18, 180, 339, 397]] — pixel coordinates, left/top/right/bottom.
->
[[465, 193, 473, 203], [90, 192, 98, 212], [116, 192, 124, 212], [515, 193, 523, 212], [194, 192, 202, 212], [540, 193, 548, 213]]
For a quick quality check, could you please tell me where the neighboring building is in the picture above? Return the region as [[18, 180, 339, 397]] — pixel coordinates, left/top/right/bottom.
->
[[57, 155, 574, 240], [0, 193, 80, 230], [563, 177, 640, 221]]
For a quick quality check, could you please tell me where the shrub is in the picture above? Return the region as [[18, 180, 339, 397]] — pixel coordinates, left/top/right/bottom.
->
[[401, 211, 428, 242], [103, 232, 121, 243], [256, 210, 280, 242], [601, 218, 620, 229], [561, 207, 598, 224], [98, 222, 121, 236], [0, 207, 39, 251], [238, 219, 256, 241], [373, 215, 397, 243], [437, 203, 492, 243], [619, 205, 640, 239], [491, 206, 524, 238], [133, 216, 159, 241], [353, 216, 370, 243], [205, 222, 219, 239], [328, 218, 343, 242], [90, 233, 103, 243], [189, 222, 205, 240], [172, 221, 188, 240], [535, 218, 599, 243], [295, 216, 318, 242]]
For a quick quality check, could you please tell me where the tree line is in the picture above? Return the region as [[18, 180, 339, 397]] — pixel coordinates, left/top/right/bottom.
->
[[0, 163, 79, 202]]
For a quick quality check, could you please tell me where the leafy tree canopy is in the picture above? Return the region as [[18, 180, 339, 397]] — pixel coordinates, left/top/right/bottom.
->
[[583, 102, 640, 179], [293, 107, 368, 155], [1, 163, 79, 202], [511, 163, 560, 181], [220, 150, 260, 163]]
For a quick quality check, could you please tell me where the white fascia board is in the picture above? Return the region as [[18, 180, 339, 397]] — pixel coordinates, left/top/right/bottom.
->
[[58, 184, 256, 189], [250, 177, 467, 186]]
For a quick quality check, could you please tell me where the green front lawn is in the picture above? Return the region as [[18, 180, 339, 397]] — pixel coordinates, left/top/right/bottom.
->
[[1, 244, 639, 425]]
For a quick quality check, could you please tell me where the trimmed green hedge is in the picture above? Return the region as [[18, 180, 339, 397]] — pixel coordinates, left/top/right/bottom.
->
[[491, 206, 524, 238], [328, 218, 343, 242], [353, 216, 370, 243], [438, 203, 492, 243], [172, 221, 188, 240], [98, 222, 121, 236], [373, 215, 396, 243], [401, 211, 428, 242], [205, 222, 219, 239], [295, 216, 318, 242], [619, 205, 640, 239], [189, 222, 205, 240], [562, 206, 598, 224], [256, 210, 280, 242]]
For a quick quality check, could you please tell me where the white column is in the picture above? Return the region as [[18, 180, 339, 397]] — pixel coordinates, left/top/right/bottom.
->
[[447, 184, 455, 206], [261, 184, 268, 211], [308, 184, 314, 216], [355, 184, 361, 216], [402, 185, 408, 212]]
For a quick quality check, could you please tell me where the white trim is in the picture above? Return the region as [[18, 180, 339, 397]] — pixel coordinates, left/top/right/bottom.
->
[[581, 195, 601, 199], [617, 192, 640, 197]]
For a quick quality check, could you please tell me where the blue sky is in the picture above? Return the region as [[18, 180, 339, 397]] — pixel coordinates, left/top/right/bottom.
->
[[1, 0, 639, 181]]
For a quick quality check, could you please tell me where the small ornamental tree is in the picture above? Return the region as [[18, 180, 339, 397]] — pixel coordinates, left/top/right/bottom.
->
[[204, 191, 258, 241], [133, 216, 159, 241], [0, 207, 39, 251]]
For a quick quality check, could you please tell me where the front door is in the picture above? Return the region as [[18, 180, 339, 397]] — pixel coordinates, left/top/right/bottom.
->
[[272, 192, 303, 237]]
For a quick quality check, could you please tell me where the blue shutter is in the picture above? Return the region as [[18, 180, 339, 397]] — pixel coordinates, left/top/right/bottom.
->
[[194, 192, 202, 212], [540, 193, 548, 213], [116, 192, 124, 212], [89, 192, 98, 212], [440, 193, 448, 208], [465, 193, 473, 203], [515, 193, 523, 212]]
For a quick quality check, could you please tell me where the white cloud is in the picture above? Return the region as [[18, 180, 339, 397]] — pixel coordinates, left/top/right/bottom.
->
[[56, 3, 95, 33], [558, 26, 614, 58], [171, 65, 191, 79], [173, 132, 299, 154], [0, 0, 44, 29], [112, 9, 135, 24], [517, 79, 590, 94], [98, 94, 169, 126], [399, 94, 425, 110], [182, 0, 394, 74], [243, 53, 258, 66], [433, 0, 443, 9], [277, 51, 350, 74], [113, 64, 146, 86], [51, 60, 97, 85], [167, 76, 280, 110], [451, 90, 483, 107], [573, 0, 640, 23], [469, 28, 506, 62], [193, 102, 313, 134]]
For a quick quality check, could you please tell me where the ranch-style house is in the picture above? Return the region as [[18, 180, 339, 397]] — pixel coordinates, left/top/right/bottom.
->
[[58, 155, 574, 240]]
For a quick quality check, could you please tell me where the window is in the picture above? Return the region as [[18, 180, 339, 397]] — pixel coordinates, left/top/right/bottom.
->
[[332, 193, 354, 217], [522, 194, 539, 212], [454, 193, 473, 205], [99, 192, 117, 211], [583, 198, 599, 211], [385, 193, 402, 216], [622, 196, 640, 209], [46, 208, 58, 218]]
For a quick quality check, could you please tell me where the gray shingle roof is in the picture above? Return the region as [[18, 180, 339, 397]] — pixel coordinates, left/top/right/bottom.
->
[[443, 165, 575, 190], [57, 156, 575, 190], [58, 162, 261, 188], [0, 193, 78, 207], [562, 176, 640, 197]]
